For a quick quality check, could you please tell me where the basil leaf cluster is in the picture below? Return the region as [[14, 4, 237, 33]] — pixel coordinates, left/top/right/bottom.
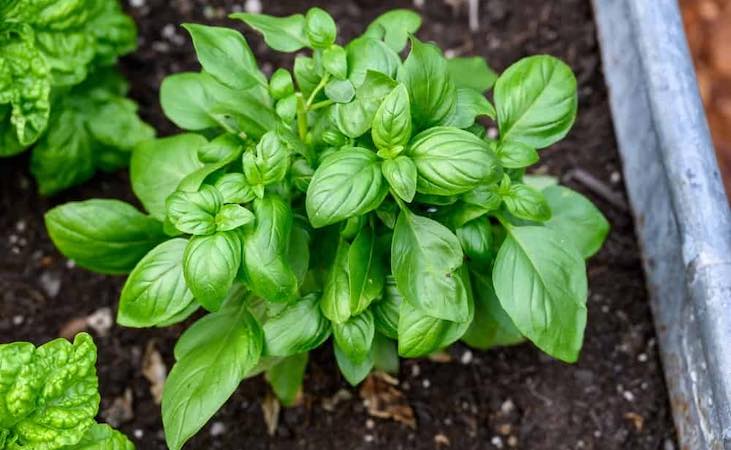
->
[[0, 333, 135, 450], [44, 7, 609, 449], [0, 0, 153, 195]]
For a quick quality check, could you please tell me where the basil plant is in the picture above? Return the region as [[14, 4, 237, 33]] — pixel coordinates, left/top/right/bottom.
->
[[0, 0, 153, 195], [0, 333, 134, 450], [45, 7, 609, 449]]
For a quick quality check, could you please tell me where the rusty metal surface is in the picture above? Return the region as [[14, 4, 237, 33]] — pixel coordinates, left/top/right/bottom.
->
[[592, 0, 731, 448]]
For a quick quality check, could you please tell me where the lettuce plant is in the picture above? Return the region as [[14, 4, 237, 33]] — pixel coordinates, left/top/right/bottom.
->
[[0, 0, 153, 195], [44, 8, 609, 449], [0, 333, 134, 449]]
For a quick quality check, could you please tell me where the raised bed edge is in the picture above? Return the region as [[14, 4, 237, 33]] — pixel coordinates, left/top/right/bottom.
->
[[592, 0, 731, 448]]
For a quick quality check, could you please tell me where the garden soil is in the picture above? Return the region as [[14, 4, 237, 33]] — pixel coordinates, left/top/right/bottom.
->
[[0, 0, 676, 449]]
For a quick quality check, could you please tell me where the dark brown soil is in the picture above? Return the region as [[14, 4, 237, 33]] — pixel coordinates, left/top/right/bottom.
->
[[0, 0, 676, 449]]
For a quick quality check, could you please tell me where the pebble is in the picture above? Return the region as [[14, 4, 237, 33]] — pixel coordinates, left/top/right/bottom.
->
[[422, 378, 431, 389], [363, 434, 374, 443], [507, 436, 518, 447], [133, 429, 144, 439], [637, 353, 648, 362], [210, 421, 226, 436], [610, 171, 622, 184], [15, 220, 26, 232], [66, 259, 76, 269], [623, 390, 636, 402], [500, 399, 515, 414], [491, 436, 504, 448], [487, 127, 499, 139], [244, 0, 262, 13], [365, 419, 374, 429], [129, 0, 145, 7], [39, 271, 61, 298], [460, 350, 473, 365], [410, 364, 421, 378], [12, 315, 24, 326], [87, 308, 114, 336]]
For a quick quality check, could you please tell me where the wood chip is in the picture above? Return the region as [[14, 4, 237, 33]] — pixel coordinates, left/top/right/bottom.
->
[[623, 412, 645, 432], [321, 388, 353, 412], [359, 372, 416, 429], [102, 388, 134, 427], [261, 391, 280, 436], [434, 433, 451, 447], [59, 317, 88, 340], [141, 341, 167, 404], [428, 351, 453, 363]]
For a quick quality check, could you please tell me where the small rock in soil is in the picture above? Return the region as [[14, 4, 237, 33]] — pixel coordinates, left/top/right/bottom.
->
[[210, 421, 226, 437], [102, 388, 134, 427], [434, 433, 450, 447], [260, 392, 280, 436], [39, 271, 61, 298], [86, 307, 113, 336]]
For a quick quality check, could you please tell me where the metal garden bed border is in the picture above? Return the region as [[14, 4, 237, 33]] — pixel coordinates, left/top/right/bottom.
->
[[592, 0, 731, 448]]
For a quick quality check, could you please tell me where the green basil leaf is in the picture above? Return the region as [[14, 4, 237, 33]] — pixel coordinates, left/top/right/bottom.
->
[[372, 333, 399, 374], [320, 237, 352, 323], [293, 55, 321, 97], [440, 88, 496, 129], [30, 109, 94, 196], [131, 134, 206, 220], [45, 200, 166, 274], [446, 56, 498, 92], [269, 68, 294, 99], [182, 23, 265, 90], [456, 218, 494, 270], [215, 204, 255, 231], [372, 275, 401, 339], [305, 7, 336, 48], [306, 147, 388, 228], [348, 225, 385, 315], [494, 55, 578, 149], [502, 183, 551, 222], [496, 140, 539, 169], [160, 72, 275, 138], [324, 78, 355, 103], [391, 209, 469, 322], [67, 423, 134, 450], [231, 12, 308, 52], [333, 70, 397, 138], [156, 301, 201, 328], [492, 225, 587, 362], [382, 156, 417, 203], [118, 238, 195, 328], [163, 300, 262, 450], [166, 185, 223, 236], [364, 9, 422, 53], [250, 130, 290, 186], [0, 333, 99, 450], [407, 127, 502, 196], [372, 84, 411, 152], [262, 294, 331, 357], [523, 174, 559, 191], [322, 44, 348, 79], [178, 138, 242, 193], [288, 217, 311, 286], [398, 36, 456, 128], [345, 37, 401, 87], [242, 196, 299, 302], [334, 339, 374, 386], [265, 353, 308, 406], [213, 173, 256, 204], [543, 185, 610, 258], [397, 269, 473, 357], [462, 270, 524, 349], [275, 94, 297, 122], [183, 230, 242, 311]]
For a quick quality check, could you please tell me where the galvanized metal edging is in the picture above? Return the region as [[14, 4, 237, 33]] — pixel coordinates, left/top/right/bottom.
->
[[592, 0, 731, 448]]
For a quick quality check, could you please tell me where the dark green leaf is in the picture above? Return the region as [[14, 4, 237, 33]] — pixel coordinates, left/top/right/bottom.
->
[[334, 340, 374, 386], [322, 44, 348, 79], [407, 127, 502, 196], [345, 37, 400, 87], [213, 173, 256, 204], [215, 204, 255, 231], [118, 238, 195, 328], [231, 12, 308, 52], [269, 68, 294, 99], [492, 224, 587, 362], [372, 276, 401, 339], [462, 270, 524, 349], [456, 218, 494, 270], [45, 200, 166, 274], [391, 209, 469, 322], [494, 55, 577, 149], [543, 185, 610, 258], [441, 88, 496, 129], [320, 237, 352, 323], [372, 84, 411, 152], [447, 56, 498, 92], [364, 9, 422, 52], [372, 333, 399, 374], [131, 134, 206, 220], [305, 7, 336, 49], [381, 156, 417, 203], [262, 294, 331, 357], [333, 71, 397, 138], [182, 23, 265, 90], [163, 300, 262, 450], [348, 225, 385, 315], [265, 353, 308, 406], [324, 79, 355, 103], [183, 230, 242, 311], [242, 196, 299, 302], [496, 140, 539, 169], [166, 185, 223, 236], [502, 183, 551, 222], [306, 147, 388, 228], [333, 310, 375, 362], [398, 36, 456, 128]]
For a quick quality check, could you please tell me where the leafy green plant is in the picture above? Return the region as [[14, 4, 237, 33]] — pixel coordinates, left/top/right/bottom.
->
[[44, 7, 609, 449], [0, 0, 153, 195], [0, 333, 134, 449]]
